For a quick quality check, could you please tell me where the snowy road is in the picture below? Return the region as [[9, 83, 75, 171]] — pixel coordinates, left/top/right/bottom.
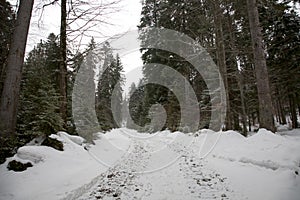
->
[[1, 128, 300, 200], [60, 130, 244, 200]]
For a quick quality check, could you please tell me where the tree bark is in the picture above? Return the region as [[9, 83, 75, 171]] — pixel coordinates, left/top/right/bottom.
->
[[238, 74, 248, 136], [226, 11, 248, 136], [275, 99, 282, 124], [0, 0, 34, 135], [246, 0, 275, 132], [278, 96, 286, 124], [60, 0, 68, 127], [289, 94, 298, 128], [213, 1, 232, 130]]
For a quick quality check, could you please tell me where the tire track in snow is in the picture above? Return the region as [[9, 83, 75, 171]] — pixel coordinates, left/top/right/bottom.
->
[[60, 141, 152, 200], [168, 138, 247, 200], [61, 133, 247, 200]]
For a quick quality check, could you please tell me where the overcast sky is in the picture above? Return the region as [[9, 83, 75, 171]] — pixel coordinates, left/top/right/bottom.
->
[[22, 0, 143, 47], [8, 0, 144, 93]]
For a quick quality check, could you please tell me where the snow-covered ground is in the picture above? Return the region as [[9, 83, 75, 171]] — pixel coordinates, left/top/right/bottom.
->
[[0, 128, 300, 200]]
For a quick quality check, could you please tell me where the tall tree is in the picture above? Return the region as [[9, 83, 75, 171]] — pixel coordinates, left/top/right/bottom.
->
[[96, 43, 124, 131], [262, 2, 300, 128], [37, 0, 121, 129], [138, 0, 207, 132], [246, 0, 275, 132], [0, 0, 15, 96], [0, 0, 34, 135], [18, 37, 64, 137], [212, 0, 233, 130], [59, 0, 68, 128]]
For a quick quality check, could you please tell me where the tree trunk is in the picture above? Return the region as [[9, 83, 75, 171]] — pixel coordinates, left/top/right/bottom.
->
[[275, 99, 282, 124], [0, 0, 34, 135], [278, 97, 287, 124], [226, 11, 248, 136], [248, 115, 252, 132], [213, 1, 232, 130], [238, 74, 248, 136], [246, 0, 275, 132], [60, 0, 68, 127], [289, 94, 298, 129]]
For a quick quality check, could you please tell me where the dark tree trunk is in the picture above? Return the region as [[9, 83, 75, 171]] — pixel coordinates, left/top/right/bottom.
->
[[0, 0, 34, 135], [275, 99, 282, 124], [252, 112, 256, 127], [213, 1, 232, 130], [60, 0, 68, 128], [289, 95, 298, 128], [246, 0, 275, 132], [226, 11, 248, 136], [239, 77, 248, 136], [248, 115, 252, 132], [278, 97, 287, 124]]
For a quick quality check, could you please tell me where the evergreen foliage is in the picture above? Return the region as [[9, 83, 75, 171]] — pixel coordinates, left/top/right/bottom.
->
[[263, 3, 300, 128], [0, 0, 298, 160], [96, 42, 124, 131], [136, 0, 299, 134], [138, 0, 212, 132], [17, 34, 64, 138]]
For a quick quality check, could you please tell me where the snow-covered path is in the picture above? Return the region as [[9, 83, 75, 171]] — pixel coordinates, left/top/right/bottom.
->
[[61, 140, 152, 199], [1, 128, 300, 200], [60, 130, 244, 200]]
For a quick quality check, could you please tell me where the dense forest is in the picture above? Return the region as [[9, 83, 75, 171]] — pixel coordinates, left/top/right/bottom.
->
[[129, 0, 300, 135], [0, 0, 299, 164]]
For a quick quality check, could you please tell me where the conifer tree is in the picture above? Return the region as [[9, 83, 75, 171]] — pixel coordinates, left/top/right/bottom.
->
[[18, 35, 64, 137], [96, 42, 124, 131], [262, 2, 300, 128]]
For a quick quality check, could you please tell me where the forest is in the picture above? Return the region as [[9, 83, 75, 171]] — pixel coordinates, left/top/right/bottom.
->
[[0, 0, 299, 168]]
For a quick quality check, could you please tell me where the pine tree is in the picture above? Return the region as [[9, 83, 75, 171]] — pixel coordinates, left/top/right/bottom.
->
[[111, 55, 124, 126], [67, 51, 84, 134], [126, 82, 137, 129], [137, 0, 299, 133], [247, 0, 276, 132], [138, 0, 205, 132], [17, 36, 64, 138], [96, 42, 124, 131], [127, 81, 151, 131], [72, 38, 99, 141], [262, 2, 300, 128]]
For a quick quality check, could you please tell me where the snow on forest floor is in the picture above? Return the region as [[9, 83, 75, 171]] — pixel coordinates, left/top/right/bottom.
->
[[0, 128, 300, 200]]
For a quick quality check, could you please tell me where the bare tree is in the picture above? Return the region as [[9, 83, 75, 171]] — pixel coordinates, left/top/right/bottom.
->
[[36, 0, 121, 127], [246, 0, 275, 132], [0, 0, 34, 135]]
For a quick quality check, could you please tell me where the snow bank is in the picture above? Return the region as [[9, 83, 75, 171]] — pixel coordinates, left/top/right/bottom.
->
[[0, 132, 102, 200], [209, 128, 300, 171], [206, 128, 300, 200], [0, 128, 299, 200], [57, 131, 85, 145]]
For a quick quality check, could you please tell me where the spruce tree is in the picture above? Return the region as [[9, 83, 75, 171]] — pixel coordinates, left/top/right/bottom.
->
[[262, 3, 300, 128], [96, 42, 124, 131], [18, 35, 64, 138]]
